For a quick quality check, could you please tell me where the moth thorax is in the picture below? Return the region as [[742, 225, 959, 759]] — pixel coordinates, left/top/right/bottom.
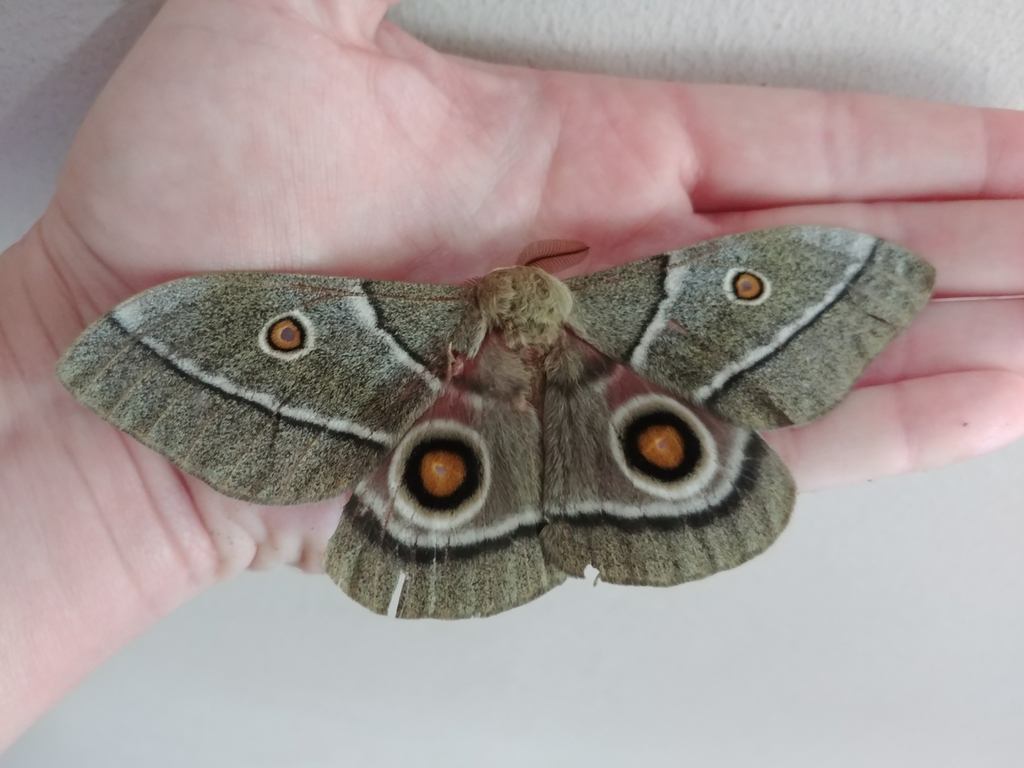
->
[[475, 266, 573, 349]]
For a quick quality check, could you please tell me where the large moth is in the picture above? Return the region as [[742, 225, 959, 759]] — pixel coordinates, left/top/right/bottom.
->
[[57, 226, 934, 619]]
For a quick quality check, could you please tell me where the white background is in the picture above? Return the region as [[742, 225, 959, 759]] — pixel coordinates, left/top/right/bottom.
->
[[2, 1, 1022, 765]]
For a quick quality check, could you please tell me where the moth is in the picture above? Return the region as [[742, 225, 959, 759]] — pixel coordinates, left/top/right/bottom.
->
[[57, 226, 934, 619]]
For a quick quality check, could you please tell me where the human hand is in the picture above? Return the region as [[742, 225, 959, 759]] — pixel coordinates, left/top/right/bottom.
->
[[2, 0, 1022, 747]]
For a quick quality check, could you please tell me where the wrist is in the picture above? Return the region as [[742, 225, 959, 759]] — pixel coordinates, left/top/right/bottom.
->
[[0, 215, 218, 750]]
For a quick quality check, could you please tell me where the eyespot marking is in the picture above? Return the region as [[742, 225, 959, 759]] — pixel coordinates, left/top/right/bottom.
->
[[622, 410, 701, 483], [636, 423, 686, 471], [389, 421, 491, 529], [259, 310, 315, 360], [610, 395, 718, 499], [269, 318, 303, 350], [419, 449, 467, 498], [405, 439, 477, 509], [724, 268, 771, 305]]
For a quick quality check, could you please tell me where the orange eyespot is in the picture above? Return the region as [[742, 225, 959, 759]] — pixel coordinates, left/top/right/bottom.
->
[[268, 317, 304, 351], [401, 434, 483, 513], [619, 405, 704, 485], [732, 272, 765, 301], [419, 449, 467, 498], [637, 424, 685, 470]]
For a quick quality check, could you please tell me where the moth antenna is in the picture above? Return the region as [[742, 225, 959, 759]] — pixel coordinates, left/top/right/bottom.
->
[[515, 239, 590, 273]]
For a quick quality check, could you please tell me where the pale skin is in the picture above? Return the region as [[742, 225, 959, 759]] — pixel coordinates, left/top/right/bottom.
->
[[1, 0, 1023, 748]]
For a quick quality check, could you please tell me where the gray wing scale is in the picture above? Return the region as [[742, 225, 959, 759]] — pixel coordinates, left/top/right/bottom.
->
[[567, 226, 935, 428], [326, 340, 566, 618], [58, 273, 477, 504], [539, 338, 795, 585]]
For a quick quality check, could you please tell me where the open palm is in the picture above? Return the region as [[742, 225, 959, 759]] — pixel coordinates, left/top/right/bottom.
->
[[2, 0, 1022, 747]]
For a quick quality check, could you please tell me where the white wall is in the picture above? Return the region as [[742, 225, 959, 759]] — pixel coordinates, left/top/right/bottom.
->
[[2, 1, 1022, 766]]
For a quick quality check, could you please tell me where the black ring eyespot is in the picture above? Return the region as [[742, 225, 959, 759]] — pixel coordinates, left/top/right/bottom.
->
[[267, 317, 305, 351], [621, 410, 702, 483], [610, 395, 717, 499], [402, 437, 481, 512], [724, 268, 771, 305], [389, 420, 491, 526], [259, 311, 315, 360], [733, 272, 764, 300]]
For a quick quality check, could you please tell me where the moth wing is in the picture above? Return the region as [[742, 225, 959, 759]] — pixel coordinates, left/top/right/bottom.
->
[[57, 273, 482, 504], [325, 338, 565, 619], [565, 226, 935, 428], [540, 335, 795, 585]]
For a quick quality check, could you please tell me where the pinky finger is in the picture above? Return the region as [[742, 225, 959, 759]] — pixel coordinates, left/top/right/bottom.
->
[[765, 371, 1024, 492]]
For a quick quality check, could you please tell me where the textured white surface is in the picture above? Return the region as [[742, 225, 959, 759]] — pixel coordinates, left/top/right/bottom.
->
[[391, 0, 1024, 106], [0, 0, 165, 252], [2, 1, 1023, 766]]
